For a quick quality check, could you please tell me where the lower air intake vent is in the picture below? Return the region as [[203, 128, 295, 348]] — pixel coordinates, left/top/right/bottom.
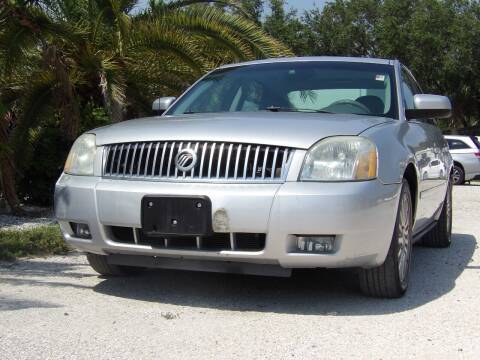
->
[[108, 226, 265, 252]]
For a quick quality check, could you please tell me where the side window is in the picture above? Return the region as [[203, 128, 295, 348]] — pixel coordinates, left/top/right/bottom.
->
[[401, 67, 421, 110], [447, 139, 470, 150], [402, 81, 415, 110], [471, 136, 480, 150]]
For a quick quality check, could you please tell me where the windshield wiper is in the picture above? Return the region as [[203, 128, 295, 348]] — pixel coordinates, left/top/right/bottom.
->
[[264, 106, 333, 114]]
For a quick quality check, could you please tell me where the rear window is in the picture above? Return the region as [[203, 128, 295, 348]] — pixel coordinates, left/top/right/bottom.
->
[[470, 136, 480, 150], [447, 139, 470, 150]]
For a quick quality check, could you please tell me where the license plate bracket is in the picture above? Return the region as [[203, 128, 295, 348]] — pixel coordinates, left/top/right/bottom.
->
[[141, 196, 212, 236]]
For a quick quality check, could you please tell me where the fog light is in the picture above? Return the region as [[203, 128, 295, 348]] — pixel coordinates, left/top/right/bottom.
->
[[70, 223, 91, 239], [296, 236, 335, 253]]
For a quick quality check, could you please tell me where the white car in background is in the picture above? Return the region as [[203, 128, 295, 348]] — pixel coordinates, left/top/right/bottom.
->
[[445, 135, 480, 184]]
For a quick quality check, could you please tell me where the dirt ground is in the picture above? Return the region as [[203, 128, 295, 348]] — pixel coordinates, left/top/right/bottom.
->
[[1, 185, 479, 359]]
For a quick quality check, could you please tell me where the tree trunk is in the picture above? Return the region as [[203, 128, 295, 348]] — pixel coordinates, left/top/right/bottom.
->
[[0, 157, 23, 215], [0, 111, 23, 215], [110, 98, 125, 122], [44, 46, 81, 141], [99, 72, 126, 123]]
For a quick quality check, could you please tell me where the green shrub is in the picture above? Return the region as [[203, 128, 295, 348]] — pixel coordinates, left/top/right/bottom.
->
[[18, 125, 70, 206], [17, 104, 111, 206], [0, 225, 70, 261]]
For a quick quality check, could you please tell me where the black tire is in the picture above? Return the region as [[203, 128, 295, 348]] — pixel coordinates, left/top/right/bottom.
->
[[420, 178, 453, 248], [359, 180, 413, 298], [86, 253, 144, 276], [452, 164, 465, 185]]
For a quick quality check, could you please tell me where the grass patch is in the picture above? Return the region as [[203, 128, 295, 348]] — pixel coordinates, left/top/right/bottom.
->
[[0, 225, 70, 261]]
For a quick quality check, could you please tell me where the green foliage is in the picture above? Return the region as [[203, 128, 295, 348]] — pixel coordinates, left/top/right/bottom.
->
[[0, 0, 291, 208], [263, 0, 310, 55], [2, 0, 480, 209], [239, 0, 264, 23], [291, 0, 480, 129], [17, 104, 111, 206], [17, 123, 69, 206], [0, 225, 70, 261], [303, 0, 381, 56]]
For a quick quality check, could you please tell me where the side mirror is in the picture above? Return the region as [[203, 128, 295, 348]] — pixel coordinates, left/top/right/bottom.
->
[[152, 96, 176, 115], [405, 94, 452, 120]]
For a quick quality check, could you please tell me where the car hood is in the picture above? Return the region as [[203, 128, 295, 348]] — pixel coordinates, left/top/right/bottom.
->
[[92, 112, 393, 149]]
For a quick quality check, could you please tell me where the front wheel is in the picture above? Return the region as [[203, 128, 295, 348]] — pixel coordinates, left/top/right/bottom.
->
[[420, 178, 452, 248], [86, 253, 144, 276], [452, 165, 465, 185], [359, 179, 413, 298]]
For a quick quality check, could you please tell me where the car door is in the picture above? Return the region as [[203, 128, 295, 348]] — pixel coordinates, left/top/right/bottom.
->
[[401, 66, 448, 232]]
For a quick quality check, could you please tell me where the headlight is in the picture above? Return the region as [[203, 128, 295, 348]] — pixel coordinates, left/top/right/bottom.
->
[[300, 136, 377, 181], [64, 134, 96, 176]]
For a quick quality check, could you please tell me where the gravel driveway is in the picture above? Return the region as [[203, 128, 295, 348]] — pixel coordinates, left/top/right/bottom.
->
[[1, 186, 479, 359]]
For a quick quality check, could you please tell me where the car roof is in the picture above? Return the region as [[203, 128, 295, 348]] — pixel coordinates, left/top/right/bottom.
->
[[219, 56, 396, 69]]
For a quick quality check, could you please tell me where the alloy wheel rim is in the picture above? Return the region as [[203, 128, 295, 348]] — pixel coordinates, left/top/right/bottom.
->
[[397, 190, 411, 285], [452, 169, 460, 184]]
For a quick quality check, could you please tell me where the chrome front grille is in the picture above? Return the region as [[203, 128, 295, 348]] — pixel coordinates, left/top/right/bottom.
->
[[103, 141, 295, 182]]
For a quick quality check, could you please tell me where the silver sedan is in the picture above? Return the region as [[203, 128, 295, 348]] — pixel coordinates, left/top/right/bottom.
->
[[55, 57, 453, 298]]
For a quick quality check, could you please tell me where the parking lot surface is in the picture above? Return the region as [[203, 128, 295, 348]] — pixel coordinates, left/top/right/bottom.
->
[[1, 186, 479, 359]]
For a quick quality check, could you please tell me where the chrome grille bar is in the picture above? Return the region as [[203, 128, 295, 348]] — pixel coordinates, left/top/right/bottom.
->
[[167, 141, 175, 177], [243, 145, 251, 179], [108, 145, 117, 175], [103, 141, 295, 183], [271, 147, 279, 179], [174, 142, 183, 178], [191, 142, 199, 178], [208, 142, 216, 179], [234, 144, 242, 179], [116, 144, 124, 174], [159, 142, 167, 176], [144, 143, 153, 176], [199, 142, 207, 178], [136, 143, 145, 176], [225, 144, 233, 179], [252, 145, 260, 180], [216, 143, 225, 179], [151, 142, 160, 176], [261, 146, 269, 179], [129, 143, 138, 175], [123, 144, 131, 177]]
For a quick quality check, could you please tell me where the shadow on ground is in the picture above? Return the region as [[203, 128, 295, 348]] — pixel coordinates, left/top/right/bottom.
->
[[0, 256, 94, 310], [0, 234, 476, 314], [91, 233, 477, 315], [0, 297, 61, 311]]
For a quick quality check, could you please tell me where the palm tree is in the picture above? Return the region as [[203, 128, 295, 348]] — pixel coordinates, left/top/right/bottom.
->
[[0, 0, 291, 212]]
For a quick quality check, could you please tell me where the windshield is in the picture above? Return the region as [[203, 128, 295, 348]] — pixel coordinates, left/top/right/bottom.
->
[[166, 61, 398, 119]]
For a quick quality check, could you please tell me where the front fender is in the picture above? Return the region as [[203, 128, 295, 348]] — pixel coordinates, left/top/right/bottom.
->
[[361, 121, 418, 185]]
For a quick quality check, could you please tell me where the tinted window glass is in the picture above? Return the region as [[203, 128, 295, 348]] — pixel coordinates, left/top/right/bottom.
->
[[470, 136, 480, 150], [447, 139, 470, 150], [167, 62, 398, 119], [401, 67, 421, 110]]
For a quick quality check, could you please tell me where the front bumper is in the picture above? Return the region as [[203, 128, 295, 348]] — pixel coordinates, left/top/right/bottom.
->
[[55, 174, 401, 269]]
